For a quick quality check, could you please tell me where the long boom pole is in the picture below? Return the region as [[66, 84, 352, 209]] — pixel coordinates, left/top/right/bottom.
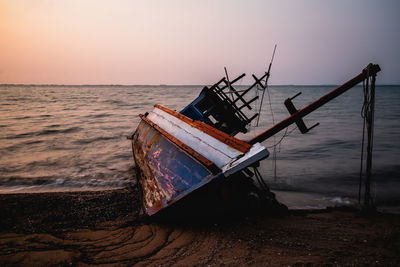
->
[[248, 63, 381, 145]]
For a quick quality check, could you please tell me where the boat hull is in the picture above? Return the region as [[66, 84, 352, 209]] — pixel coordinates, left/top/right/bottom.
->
[[131, 105, 269, 216], [132, 120, 221, 216]]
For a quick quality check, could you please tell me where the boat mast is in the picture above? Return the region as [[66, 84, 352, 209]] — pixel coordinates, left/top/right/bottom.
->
[[256, 44, 277, 126]]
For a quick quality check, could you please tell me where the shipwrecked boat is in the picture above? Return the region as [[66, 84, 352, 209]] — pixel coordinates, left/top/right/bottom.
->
[[128, 63, 381, 218]]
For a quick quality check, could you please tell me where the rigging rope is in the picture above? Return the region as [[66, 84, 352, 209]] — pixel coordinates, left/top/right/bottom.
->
[[252, 45, 278, 180], [264, 77, 278, 181], [358, 67, 376, 208], [358, 79, 368, 203], [265, 126, 297, 149]]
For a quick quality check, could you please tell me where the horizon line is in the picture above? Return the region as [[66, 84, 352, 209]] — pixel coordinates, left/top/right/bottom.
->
[[1, 83, 398, 87]]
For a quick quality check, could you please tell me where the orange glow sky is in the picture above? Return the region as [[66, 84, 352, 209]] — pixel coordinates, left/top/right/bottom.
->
[[1, 0, 399, 85]]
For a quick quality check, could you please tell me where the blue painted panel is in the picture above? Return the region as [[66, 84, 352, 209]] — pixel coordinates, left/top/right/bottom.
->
[[180, 89, 212, 124]]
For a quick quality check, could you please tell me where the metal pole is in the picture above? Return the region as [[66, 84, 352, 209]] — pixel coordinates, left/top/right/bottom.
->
[[248, 64, 381, 145]]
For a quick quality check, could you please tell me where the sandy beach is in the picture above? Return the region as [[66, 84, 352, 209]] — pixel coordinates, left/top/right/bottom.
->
[[0, 187, 399, 266]]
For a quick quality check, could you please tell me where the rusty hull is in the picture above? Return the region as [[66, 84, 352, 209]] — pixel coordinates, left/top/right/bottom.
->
[[132, 120, 223, 216]]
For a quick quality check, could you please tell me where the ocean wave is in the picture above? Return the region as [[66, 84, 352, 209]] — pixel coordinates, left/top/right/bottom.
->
[[84, 113, 113, 119], [103, 99, 126, 105], [74, 136, 117, 145], [4, 127, 82, 139], [0, 174, 136, 189], [14, 115, 33, 120], [286, 140, 359, 160], [3, 140, 44, 152], [324, 196, 353, 205], [46, 124, 61, 128]]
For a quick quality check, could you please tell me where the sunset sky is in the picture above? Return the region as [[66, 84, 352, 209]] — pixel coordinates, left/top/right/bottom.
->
[[1, 0, 399, 85]]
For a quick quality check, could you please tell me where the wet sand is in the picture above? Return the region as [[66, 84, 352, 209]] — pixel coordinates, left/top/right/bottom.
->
[[1, 188, 399, 266]]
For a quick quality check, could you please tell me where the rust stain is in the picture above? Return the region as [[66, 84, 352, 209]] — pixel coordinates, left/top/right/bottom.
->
[[133, 129, 163, 213]]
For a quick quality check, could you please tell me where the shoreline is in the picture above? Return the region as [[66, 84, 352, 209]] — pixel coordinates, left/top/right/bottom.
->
[[1, 188, 399, 266], [0, 186, 127, 194], [2, 186, 397, 215]]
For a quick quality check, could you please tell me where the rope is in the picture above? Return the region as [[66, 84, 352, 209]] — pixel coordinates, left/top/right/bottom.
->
[[358, 67, 376, 208], [251, 81, 280, 180], [266, 126, 297, 149], [358, 78, 367, 204], [262, 79, 277, 180]]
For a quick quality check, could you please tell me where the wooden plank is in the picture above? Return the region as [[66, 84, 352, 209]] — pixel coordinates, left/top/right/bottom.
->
[[154, 104, 252, 153]]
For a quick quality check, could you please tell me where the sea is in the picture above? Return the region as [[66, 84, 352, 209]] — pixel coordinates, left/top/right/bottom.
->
[[1, 84, 399, 212]]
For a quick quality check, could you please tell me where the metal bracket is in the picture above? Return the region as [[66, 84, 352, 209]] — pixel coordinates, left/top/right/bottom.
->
[[284, 92, 319, 134]]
